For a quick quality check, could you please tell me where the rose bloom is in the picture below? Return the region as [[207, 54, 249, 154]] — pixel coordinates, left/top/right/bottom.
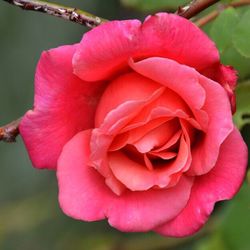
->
[[20, 13, 248, 237]]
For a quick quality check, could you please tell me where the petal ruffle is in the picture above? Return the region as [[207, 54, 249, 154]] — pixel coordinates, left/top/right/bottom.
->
[[73, 13, 219, 82], [188, 74, 233, 175], [57, 130, 194, 232], [20, 45, 105, 169], [155, 128, 248, 237], [130, 57, 233, 175]]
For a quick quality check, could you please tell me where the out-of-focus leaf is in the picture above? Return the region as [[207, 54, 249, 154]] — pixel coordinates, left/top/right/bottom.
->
[[195, 234, 227, 250], [220, 47, 250, 80], [209, 8, 250, 80], [210, 8, 239, 54], [196, 184, 250, 250], [232, 9, 250, 58], [120, 0, 188, 12], [219, 184, 250, 250], [233, 81, 250, 129], [247, 170, 250, 184]]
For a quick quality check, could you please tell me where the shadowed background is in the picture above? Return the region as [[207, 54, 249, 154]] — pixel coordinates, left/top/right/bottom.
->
[[0, 1, 249, 249]]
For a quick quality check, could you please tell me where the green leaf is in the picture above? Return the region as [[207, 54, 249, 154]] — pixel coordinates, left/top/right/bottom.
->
[[233, 81, 250, 129], [220, 47, 250, 80], [120, 0, 188, 12], [196, 184, 250, 250], [195, 234, 227, 250], [247, 170, 250, 184], [209, 8, 250, 80], [210, 8, 239, 54], [232, 9, 250, 58], [219, 184, 250, 250]]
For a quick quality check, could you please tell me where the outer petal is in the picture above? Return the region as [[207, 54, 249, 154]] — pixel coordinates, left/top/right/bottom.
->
[[19, 45, 105, 169], [155, 128, 248, 237], [189, 74, 233, 175], [57, 130, 194, 232], [202, 64, 237, 112], [73, 13, 219, 82]]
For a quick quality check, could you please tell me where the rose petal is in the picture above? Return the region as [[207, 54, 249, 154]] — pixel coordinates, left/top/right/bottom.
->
[[90, 87, 165, 178], [149, 151, 177, 160], [130, 57, 206, 111], [188, 74, 234, 175], [133, 119, 179, 153], [95, 72, 162, 127], [57, 130, 194, 231], [74, 13, 219, 82], [109, 135, 190, 191], [121, 86, 193, 132], [202, 64, 237, 112], [19, 44, 105, 169], [155, 128, 248, 237], [109, 117, 169, 151]]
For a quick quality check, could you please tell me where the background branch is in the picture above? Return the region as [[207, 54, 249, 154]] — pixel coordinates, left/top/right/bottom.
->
[[0, 118, 22, 142], [176, 0, 220, 19], [195, 0, 250, 27], [2, 0, 106, 28]]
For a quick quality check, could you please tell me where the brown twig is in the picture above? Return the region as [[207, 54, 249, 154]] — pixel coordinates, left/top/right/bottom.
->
[[0, 0, 107, 143], [195, 0, 250, 27], [0, 118, 22, 143], [2, 0, 106, 28], [176, 0, 220, 19]]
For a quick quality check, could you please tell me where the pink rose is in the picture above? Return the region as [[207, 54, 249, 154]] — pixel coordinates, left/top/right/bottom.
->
[[20, 13, 248, 237]]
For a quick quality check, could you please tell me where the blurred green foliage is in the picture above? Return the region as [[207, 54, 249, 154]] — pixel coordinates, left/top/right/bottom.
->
[[120, 0, 189, 12], [234, 81, 250, 129], [196, 184, 250, 250], [209, 7, 250, 80], [232, 9, 250, 58], [0, 1, 250, 250]]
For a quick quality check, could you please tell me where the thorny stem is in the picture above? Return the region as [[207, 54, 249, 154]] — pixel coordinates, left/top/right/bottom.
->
[[176, 0, 220, 19], [0, 118, 22, 142], [195, 0, 250, 27], [2, 0, 107, 28]]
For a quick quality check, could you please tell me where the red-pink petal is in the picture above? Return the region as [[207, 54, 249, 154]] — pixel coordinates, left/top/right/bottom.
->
[[57, 130, 194, 231], [57, 130, 110, 220], [188, 74, 233, 175], [202, 64, 237, 112], [155, 128, 248, 237], [130, 57, 206, 111], [95, 72, 162, 127], [90, 87, 165, 178], [109, 117, 169, 151], [73, 13, 219, 82], [109, 135, 190, 191], [133, 119, 179, 153], [20, 45, 105, 169]]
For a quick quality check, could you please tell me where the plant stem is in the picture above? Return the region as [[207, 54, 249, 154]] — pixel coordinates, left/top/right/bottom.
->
[[0, 118, 22, 142], [176, 0, 220, 19], [2, 0, 107, 28], [195, 0, 250, 27]]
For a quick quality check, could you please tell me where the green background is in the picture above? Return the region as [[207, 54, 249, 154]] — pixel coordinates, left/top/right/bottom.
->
[[0, 1, 249, 249]]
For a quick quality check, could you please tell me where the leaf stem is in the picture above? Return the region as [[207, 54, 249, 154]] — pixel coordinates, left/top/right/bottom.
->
[[2, 0, 107, 28]]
